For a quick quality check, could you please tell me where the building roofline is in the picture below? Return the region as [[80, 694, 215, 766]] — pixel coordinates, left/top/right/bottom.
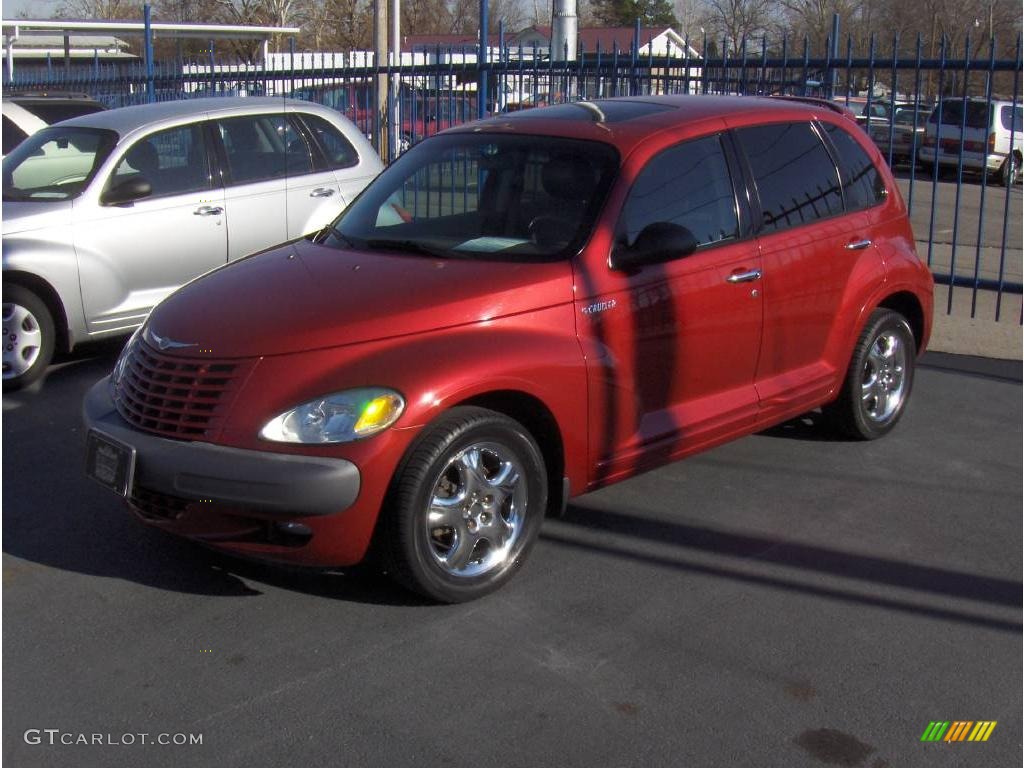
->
[[2, 19, 300, 41]]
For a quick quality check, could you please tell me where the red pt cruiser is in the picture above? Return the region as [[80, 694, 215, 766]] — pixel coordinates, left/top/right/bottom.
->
[[84, 96, 934, 602]]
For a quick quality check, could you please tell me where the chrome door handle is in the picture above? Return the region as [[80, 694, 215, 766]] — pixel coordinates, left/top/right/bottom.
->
[[727, 269, 762, 284], [310, 188, 336, 198], [194, 205, 223, 216], [845, 239, 872, 250]]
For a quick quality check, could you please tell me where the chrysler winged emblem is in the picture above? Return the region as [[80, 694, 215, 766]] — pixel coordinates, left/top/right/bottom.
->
[[146, 328, 197, 351]]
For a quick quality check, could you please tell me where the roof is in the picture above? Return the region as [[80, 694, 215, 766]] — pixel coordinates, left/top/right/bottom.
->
[[452, 94, 851, 155], [575, 27, 679, 52], [401, 26, 698, 54], [57, 96, 333, 136], [402, 33, 497, 51]]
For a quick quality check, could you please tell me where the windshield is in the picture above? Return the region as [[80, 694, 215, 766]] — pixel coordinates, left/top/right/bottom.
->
[[320, 133, 619, 261], [894, 107, 929, 125], [2, 126, 117, 202]]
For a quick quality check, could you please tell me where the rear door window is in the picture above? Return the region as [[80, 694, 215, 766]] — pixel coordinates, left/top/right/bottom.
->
[[736, 122, 843, 233], [216, 114, 314, 184]]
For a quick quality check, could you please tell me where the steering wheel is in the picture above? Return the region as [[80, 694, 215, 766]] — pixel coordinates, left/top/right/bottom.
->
[[527, 215, 569, 248]]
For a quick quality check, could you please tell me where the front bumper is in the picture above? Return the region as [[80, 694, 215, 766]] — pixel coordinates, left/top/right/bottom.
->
[[83, 378, 361, 517]]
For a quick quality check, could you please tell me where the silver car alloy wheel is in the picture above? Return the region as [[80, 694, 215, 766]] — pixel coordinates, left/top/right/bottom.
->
[[861, 329, 908, 423], [2, 302, 43, 379], [424, 441, 527, 578]]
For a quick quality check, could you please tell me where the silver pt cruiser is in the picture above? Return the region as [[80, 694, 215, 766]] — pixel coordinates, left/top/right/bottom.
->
[[2, 97, 382, 390]]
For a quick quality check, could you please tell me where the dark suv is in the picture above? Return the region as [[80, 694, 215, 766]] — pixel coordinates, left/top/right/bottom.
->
[[1, 91, 105, 155], [84, 95, 934, 602]]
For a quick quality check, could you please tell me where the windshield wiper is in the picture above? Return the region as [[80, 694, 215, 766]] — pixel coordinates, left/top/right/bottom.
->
[[364, 238, 445, 258], [320, 224, 359, 248]]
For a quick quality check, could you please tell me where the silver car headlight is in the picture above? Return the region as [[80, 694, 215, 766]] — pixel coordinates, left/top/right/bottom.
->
[[259, 387, 405, 444]]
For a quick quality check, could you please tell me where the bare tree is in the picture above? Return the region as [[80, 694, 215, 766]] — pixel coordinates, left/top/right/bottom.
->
[[700, 0, 774, 54], [56, 0, 143, 18]]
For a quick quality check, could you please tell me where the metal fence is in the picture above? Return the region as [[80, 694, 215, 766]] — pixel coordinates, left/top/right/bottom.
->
[[6, 26, 1022, 322]]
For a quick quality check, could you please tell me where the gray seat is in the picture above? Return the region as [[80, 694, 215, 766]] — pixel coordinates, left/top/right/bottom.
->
[[126, 140, 159, 179]]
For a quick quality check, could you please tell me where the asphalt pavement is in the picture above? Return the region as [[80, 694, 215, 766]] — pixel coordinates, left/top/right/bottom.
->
[[2, 342, 1021, 768]]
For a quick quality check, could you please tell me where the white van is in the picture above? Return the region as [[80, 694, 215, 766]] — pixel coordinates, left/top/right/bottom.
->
[[918, 97, 1022, 185]]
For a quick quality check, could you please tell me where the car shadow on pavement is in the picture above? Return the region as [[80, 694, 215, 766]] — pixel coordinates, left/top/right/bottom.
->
[[1, 345, 429, 607], [757, 351, 1021, 440], [543, 504, 1022, 633], [3, 502, 426, 607], [755, 410, 846, 442]]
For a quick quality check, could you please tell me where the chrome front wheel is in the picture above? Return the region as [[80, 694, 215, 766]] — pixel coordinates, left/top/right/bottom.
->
[[384, 407, 548, 603], [424, 442, 527, 578]]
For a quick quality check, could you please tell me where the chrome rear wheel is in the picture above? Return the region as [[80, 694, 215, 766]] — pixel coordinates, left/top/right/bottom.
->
[[860, 330, 909, 423], [825, 309, 917, 440]]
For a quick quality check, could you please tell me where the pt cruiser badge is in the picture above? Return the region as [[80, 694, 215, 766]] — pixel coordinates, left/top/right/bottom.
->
[[582, 299, 617, 315], [145, 329, 197, 351]]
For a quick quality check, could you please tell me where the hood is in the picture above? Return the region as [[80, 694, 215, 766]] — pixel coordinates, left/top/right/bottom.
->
[[146, 238, 574, 358], [1, 200, 73, 235]]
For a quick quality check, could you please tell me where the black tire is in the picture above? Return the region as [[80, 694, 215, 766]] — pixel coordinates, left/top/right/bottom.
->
[[825, 309, 916, 440], [1000, 153, 1019, 187], [382, 406, 548, 603], [2, 284, 55, 392]]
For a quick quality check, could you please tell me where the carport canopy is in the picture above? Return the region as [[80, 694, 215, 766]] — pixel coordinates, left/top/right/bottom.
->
[[2, 18, 301, 79]]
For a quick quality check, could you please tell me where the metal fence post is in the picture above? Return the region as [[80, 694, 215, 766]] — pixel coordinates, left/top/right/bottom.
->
[[828, 13, 840, 99], [144, 4, 155, 103], [478, 0, 489, 119]]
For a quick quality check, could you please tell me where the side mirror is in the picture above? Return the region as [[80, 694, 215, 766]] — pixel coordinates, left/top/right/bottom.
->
[[101, 177, 152, 206], [612, 222, 698, 271]]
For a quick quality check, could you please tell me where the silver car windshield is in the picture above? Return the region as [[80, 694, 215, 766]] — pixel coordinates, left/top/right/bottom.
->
[[2, 126, 118, 202], [321, 133, 619, 261]]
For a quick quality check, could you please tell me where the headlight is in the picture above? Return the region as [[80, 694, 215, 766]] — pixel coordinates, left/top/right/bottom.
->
[[110, 326, 143, 391], [259, 387, 405, 444]]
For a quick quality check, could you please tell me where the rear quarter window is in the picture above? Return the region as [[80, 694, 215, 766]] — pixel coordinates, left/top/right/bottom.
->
[[821, 122, 887, 211], [1001, 105, 1022, 132], [736, 122, 843, 233], [301, 113, 359, 169]]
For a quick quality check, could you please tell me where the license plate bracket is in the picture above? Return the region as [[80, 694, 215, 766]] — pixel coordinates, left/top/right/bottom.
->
[[85, 430, 136, 497]]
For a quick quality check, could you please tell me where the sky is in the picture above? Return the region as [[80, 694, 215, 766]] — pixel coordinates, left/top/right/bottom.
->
[[3, 0, 64, 20]]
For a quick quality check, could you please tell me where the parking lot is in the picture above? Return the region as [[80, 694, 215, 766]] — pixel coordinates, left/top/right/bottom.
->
[[2, 341, 1020, 767], [897, 170, 1023, 289]]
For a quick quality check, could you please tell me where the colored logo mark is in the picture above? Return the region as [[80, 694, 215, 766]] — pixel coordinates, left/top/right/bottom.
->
[[920, 721, 997, 742]]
